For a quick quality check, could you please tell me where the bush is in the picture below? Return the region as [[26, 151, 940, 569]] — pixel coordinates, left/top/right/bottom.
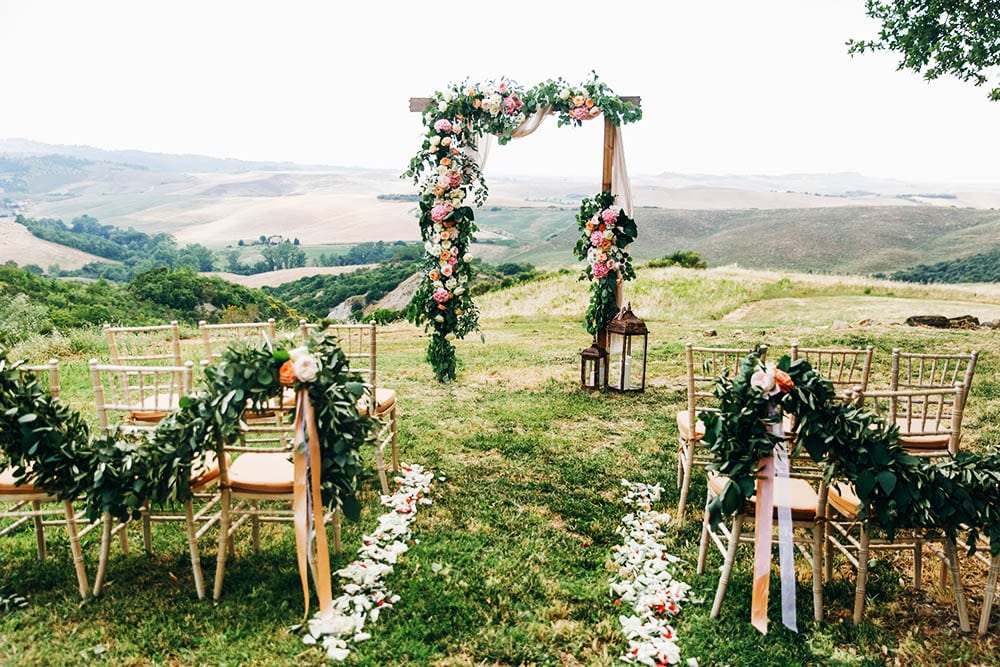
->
[[648, 251, 707, 269], [368, 309, 405, 325]]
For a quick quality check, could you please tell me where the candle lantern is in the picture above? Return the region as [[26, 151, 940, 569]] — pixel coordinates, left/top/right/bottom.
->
[[605, 303, 648, 392], [580, 337, 608, 391]]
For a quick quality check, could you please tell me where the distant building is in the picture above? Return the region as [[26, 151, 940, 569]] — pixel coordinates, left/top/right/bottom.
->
[[268, 234, 285, 245]]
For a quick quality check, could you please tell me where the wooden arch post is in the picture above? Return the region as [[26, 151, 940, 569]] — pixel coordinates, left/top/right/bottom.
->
[[409, 93, 641, 349]]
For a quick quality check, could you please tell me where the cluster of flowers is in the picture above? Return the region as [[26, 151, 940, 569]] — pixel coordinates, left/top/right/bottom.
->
[[302, 464, 437, 661], [584, 205, 625, 280], [558, 88, 601, 122], [278, 346, 321, 386], [750, 362, 794, 398], [423, 196, 472, 324], [611, 481, 694, 667]]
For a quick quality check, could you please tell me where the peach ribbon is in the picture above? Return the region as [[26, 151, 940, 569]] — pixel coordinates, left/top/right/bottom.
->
[[293, 389, 333, 620]]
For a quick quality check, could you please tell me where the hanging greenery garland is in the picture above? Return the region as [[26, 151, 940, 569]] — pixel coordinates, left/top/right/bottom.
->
[[574, 191, 637, 335], [0, 334, 377, 525], [701, 351, 1000, 555], [405, 73, 642, 382]]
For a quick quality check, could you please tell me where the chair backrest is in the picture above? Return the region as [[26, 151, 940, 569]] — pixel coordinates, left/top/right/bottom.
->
[[89, 359, 194, 435], [299, 320, 377, 393], [791, 344, 875, 393], [685, 344, 765, 418], [199, 319, 277, 364], [891, 349, 978, 411], [104, 321, 183, 367], [858, 385, 964, 456], [17, 358, 60, 399]]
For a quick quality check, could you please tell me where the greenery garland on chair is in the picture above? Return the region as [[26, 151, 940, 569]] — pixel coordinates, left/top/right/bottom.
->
[[405, 72, 642, 382], [0, 333, 376, 527], [574, 191, 637, 335], [701, 350, 1000, 555]]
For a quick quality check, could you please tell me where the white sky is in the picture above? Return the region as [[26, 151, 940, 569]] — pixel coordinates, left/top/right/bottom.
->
[[1, 0, 998, 184]]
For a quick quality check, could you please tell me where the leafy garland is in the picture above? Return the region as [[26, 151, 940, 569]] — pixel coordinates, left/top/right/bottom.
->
[[701, 351, 1000, 555], [574, 191, 637, 334], [405, 72, 642, 382], [0, 334, 376, 525]]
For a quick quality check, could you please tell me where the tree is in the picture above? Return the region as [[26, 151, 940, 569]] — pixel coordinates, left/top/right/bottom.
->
[[849, 1, 1000, 101], [260, 242, 307, 271]]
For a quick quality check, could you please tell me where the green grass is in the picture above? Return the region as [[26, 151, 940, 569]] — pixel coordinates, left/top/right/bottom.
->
[[4, 266, 1000, 665]]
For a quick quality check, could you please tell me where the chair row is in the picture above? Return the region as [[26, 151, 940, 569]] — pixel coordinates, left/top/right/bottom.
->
[[2, 319, 401, 603]]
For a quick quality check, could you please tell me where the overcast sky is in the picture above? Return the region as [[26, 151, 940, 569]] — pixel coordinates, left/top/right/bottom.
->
[[1, 0, 998, 184]]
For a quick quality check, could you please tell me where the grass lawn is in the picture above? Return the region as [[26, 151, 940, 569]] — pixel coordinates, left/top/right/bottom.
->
[[3, 266, 1000, 665]]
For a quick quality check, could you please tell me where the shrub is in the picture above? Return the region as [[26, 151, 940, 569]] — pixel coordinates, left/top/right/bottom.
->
[[648, 251, 707, 269]]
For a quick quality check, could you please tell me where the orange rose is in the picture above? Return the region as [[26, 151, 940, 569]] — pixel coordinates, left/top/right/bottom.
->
[[451, 147, 459, 155], [429, 269, 440, 281], [573, 95, 585, 107], [440, 250, 451, 262], [437, 304, 447, 310], [279, 360, 296, 387], [434, 186, 444, 196], [585, 98, 595, 108], [455, 113, 465, 121], [440, 157, 452, 167], [774, 369, 794, 393], [473, 98, 482, 108]]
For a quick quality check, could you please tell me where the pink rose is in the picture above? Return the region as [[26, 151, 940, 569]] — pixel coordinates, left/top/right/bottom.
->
[[432, 288, 451, 303], [498, 81, 508, 93], [591, 262, 610, 279], [590, 230, 604, 247], [570, 107, 591, 120], [441, 263, 453, 277], [430, 203, 454, 223], [433, 119, 452, 133], [504, 94, 523, 115], [601, 208, 618, 225], [437, 174, 452, 188], [448, 171, 462, 188]]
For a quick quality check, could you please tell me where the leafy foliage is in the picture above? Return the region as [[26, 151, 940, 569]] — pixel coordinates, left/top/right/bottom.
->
[[647, 251, 707, 269], [314, 241, 418, 267], [702, 351, 1000, 555], [886, 245, 1000, 283], [265, 262, 418, 320], [573, 192, 637, 335], [849, 0, 1000, 101]]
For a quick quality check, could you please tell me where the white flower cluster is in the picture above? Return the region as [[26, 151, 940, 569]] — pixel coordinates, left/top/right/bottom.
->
[[611, 480, 695, 667], [302, 464, 437, 662]]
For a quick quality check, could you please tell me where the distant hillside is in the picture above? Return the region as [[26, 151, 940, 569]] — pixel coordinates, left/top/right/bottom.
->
[[472, 205, 1000, 275], [888, 247, 1000, 284]]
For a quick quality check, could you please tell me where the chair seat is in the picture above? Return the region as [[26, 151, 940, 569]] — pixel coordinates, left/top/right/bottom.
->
[[828, 482, 862, 520], [0, 467, 42, 496], [190, 451, 224, 489], [226, 452, 294, 494], [895, 417, 951, 449], [676, 411, 706, 441], [708, 471, 820, 521], [359, 387, 397, 417]]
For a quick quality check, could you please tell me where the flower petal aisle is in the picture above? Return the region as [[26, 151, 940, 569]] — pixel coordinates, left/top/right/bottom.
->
[[612, 481, 694, 667], [302, 464, 436, 661]]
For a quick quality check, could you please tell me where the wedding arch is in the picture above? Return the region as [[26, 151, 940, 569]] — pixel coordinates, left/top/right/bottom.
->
[[405, 74, 642, 382]]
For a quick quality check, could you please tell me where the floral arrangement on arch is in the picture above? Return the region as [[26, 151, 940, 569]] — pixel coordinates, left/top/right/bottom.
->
[[405, 73, 642, 382], [574, 191, 638, 335]]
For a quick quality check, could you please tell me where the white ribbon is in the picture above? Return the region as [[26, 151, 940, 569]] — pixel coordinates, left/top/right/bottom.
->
[[772, 419, 798, 633]]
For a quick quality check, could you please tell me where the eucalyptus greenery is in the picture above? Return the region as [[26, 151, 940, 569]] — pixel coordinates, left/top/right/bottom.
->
[[0, 334, 377, 527], [701, 351, 1000, 556], [405, 72, 641, 382]]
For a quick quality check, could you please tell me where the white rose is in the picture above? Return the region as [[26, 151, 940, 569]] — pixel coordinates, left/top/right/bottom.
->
[[437, 101, 447, 112], [434, 315, 444, 323], [443, 90, 454, 102], [445, 333, 456, 341], [292, 354, 321, 383], [430, 135, 441, 146], [559, 88, 571, 99], [463, 254, 473, 262]]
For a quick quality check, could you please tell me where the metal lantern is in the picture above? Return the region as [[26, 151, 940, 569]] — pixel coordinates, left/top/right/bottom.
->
[[580, 337, 608, 391], [605, 303, 648, 392]]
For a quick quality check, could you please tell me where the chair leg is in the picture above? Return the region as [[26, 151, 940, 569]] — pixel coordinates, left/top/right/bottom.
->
[[913, 537, 923, 590], [711, 514, 744, 618], [696, 491, 712, 575], [94, 512, 114, 597], [980, 555, 999, 635], [675, 440, 695, 527], [119, 521, 130, 556], [374, 439, 390, 495], [142, 501, 153, 555], [812, 523, 824, 622], [332, 508, 342, 555], [63, 500, 89, 598], [251, 500, 260, 553], [213, 488, 231, 600], [389, 406, 400, 472], [31, 500, 46, 559], [853, 524, 870, 625], [944, 539, 971, 632], [185, 500, 204, 600]]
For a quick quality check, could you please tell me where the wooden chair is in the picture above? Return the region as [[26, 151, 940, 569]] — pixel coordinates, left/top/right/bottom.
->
[[825, 384, 971, 629], [676, 344, 763, 526], [1, 359, 89, 598], [104, 321, 183, 366], [88, 359, 215, 598], [696, 453, 829, 622], [790, 344, 874, 393], [211, 418, 342, 600], [199, 319, 277, 364], [300, 320, 399, 494], [891, 349, 978, 450]]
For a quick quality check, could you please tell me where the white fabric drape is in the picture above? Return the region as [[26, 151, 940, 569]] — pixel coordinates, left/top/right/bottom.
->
[[469, 106, 633, 217]]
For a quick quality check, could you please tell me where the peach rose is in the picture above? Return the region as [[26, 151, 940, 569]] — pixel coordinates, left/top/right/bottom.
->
[[279, 360, 296, 387], [774, 368, 794, 393]]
